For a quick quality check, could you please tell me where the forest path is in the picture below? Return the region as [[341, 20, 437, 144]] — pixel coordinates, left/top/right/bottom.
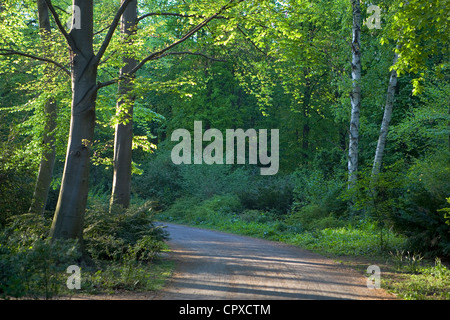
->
[[155, 223, 395, 300]]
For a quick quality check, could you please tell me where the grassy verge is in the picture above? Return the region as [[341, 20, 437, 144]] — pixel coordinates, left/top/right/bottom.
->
[[156, 194, 450, 300]]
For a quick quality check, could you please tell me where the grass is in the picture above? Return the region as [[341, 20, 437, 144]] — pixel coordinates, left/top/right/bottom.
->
[[156, 194, 450, 300]]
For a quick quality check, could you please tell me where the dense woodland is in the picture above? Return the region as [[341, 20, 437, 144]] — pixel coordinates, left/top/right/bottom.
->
[[0, 0, 449, 299]]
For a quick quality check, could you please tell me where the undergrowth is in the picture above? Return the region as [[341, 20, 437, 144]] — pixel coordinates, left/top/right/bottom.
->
[[0, 200, 172, 299]]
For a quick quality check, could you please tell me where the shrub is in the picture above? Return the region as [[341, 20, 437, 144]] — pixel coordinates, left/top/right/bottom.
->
[[83, 200, 168, 261], [0, 214, 80, 299], [239, 209, 277, 224], [237, 174, 293, 215], [179, 164, 253, 200], [395, 151, 450, 257], [285, 204, 345, 231], [133, 150, 182, 208], [291, 168, 346, 216]]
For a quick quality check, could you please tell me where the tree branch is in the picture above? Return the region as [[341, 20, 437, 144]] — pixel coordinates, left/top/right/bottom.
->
[[96, 51, 225, 90], [0, 49, 70, 76], [236, 25, 270, 57], [95, 0, 133, 64], [96, 0, 242, 92], [43, 0, 73, 47], [158, 51, 226, 62], [137, 12, 228, 22], [128, 2, 235, 76]]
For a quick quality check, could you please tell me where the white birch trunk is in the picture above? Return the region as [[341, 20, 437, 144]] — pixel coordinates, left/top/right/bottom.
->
[[348, 0, 362, 189], [372, 53, 399, 177]]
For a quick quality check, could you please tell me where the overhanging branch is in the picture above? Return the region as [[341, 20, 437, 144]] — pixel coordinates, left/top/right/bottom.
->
[[128, 3, 231, 76], [0, 49, 70, 76], [96, 51, 225, 90], [95, 0, 133, 64], [43, 0, 73, 48], [137, 12, 228, 22], [96, 0, 242, 92]]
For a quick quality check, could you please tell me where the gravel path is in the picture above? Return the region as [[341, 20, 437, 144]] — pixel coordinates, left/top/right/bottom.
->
[[156, 223, 395, 300]]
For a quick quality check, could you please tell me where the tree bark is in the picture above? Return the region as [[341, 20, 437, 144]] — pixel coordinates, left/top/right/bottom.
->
[[110, 0, 138, 210], [372, 53, 399, 177], [49, 0, 97, 240], [348, 0, 361, 189], [29, 0, 57, 215]]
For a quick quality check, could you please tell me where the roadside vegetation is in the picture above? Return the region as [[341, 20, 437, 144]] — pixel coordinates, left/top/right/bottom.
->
[[0, 201, 172, 299], [151, 153, 450, 300]]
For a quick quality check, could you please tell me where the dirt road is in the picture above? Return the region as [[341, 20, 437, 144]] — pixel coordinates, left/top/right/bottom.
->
[[156, 223, 395, 300]]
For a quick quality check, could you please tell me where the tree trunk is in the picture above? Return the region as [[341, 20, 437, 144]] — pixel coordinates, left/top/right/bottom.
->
[[348, 0, 361, 189], [29, 0, 57, 215], [301, 69, 311, 161], [49, 1, 97, 240], [372, 53, 399, 177], [110, 0, 137, 210]]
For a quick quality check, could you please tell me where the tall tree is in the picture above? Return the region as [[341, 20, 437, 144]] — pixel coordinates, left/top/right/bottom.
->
[[28, 0, 57, 215], [110, 0, 138, 210], [49, 0, 98, 240], [372, 52, 399, 177], [347, 0, 361, 189]]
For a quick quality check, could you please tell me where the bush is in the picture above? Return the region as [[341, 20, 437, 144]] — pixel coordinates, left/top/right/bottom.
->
[[0, 200, 171, 298], [83, 200, 168, 262], [179, 164, 253, 200], [0, 214, 80, 299], [395, 151, 450, 257], [237, 174, 293, 215], [285, 204, 345, 231], [159, 194, 242, 225], [239, 209, 277, 224], [133, 151, 182, 208], [291, 168, 346, 216]]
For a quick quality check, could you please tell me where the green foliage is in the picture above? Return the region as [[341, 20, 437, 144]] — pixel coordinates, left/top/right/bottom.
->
[[0, 214, 80, 299], [0, 0, 449, 301], [395, 151, 450, 256], [159, 194, 242, 225], [386, 0, 449, 95], [286, 223, 405, 256], [387, 257, 450, 300], [286, 204, 345, 232], [0, 200, 169, 298], [179, 164, 253, 200], [292, 167, 347, 216], [236, 174, 293, 215], [438, 198, 450, 226], [83, 200, 168, 262]]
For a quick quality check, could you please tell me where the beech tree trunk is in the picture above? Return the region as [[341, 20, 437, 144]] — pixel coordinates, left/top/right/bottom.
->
[[348, 0, 361, 189], [110, 0, 137, 210], [49, 1, 97, 240], [29, 0, 57, 215], [372, 53, 399, 177]]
